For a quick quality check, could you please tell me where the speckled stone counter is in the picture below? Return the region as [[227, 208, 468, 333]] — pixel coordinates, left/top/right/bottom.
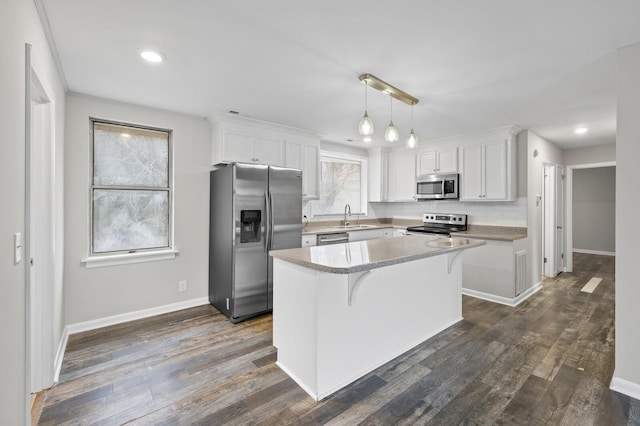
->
[[270, 234, 485, 274], [456, 225, 527, 241]]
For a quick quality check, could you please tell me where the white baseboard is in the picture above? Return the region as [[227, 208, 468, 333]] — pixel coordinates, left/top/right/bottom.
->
[[462, 281, 542, 307], [610, 374, 640, 400], [573, 248, 615, 257], [53, 327, 69, 384], [65, 297, 210, 335]]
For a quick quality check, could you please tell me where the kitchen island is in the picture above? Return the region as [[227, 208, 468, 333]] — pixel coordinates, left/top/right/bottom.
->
[[269, 234, 485, 401]]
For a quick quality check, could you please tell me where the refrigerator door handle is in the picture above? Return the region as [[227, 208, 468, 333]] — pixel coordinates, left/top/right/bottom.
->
[[269, 190, 275, 250], [264, 191, 270, 253]]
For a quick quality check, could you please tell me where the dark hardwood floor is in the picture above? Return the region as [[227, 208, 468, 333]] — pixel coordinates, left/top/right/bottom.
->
[[38, 253, 640, 425]]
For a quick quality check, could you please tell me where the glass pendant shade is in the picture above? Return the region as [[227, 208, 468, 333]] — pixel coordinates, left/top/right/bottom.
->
[[385, 120, 399, 143], [359, 111, 374, 136], [406, 128, 418, 149]]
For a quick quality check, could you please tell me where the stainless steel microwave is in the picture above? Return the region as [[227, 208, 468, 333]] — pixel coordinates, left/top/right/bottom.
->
[[415, 173, 459, 200]]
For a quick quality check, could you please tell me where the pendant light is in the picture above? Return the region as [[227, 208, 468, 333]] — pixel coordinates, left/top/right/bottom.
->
[[358, 81, 374, 137], [406, 105, 418, 149], [384, 96, 399, 143]]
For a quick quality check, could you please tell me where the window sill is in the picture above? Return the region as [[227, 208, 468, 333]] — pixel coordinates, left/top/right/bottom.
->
[[81, 249, 179, 269]]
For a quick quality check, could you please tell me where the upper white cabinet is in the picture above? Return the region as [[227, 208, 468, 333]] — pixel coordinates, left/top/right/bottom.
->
[[458, 126, 519, 202], [212, 115, 320, 199], [387, 150, 417, 202], [217, 128, 284, 166], [417, 147, 458, 175], [285, 138, 319, 199], [367, 147, 389, 202]]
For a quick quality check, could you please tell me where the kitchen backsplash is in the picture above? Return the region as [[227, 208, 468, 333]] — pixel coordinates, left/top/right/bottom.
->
[[303, 196, 527, 227]]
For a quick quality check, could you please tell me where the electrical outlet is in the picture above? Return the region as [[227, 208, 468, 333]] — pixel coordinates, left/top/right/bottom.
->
[[178, 280, 188, 292]]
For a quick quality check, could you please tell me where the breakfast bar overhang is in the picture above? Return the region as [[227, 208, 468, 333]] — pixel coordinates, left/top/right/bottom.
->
[[269, 234, 485, 401]]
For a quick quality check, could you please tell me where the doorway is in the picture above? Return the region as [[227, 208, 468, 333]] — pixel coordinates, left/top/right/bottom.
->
[[565, 162, 616, 272]]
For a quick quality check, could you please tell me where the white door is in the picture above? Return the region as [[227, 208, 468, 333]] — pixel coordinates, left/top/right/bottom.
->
[[27, 61, 56, 392], [555, 166, 565, 274], [543, 163, 563, 277]]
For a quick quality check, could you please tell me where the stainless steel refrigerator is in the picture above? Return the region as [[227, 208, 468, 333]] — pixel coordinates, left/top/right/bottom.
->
[[209, 163, 302, 323]]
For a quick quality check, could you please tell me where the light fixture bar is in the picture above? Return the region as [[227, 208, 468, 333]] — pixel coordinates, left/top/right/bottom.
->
[[358, 73, 419, 106]]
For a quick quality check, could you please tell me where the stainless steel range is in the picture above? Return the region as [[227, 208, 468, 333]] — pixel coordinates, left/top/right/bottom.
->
[[406, 213, 467, 236]]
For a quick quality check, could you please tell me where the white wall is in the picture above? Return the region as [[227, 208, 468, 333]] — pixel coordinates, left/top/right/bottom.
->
[[613, 42, 640, 395], [64, 95, 211, 325], [0, 0, 66, 422], [525, 130, 563, 288], [572, 167, 615, 254], [564, 143, 615, 166]]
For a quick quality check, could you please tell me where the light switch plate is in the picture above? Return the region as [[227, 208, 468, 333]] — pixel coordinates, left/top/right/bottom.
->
[[14, 232, 22, 265]]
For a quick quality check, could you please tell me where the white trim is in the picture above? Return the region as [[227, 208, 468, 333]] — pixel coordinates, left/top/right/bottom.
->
[[66, 297, 208, 335], [610, 375, 640, 400], [53, 328, 69, 384], [81, 249, 179, 268], [565, 161, 616, 273], [572, 248, 615, 257], [462, 282, 542, 307]]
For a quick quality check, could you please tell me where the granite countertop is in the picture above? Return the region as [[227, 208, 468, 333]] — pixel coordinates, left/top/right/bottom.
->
[[455, 225, 527, 241], [270, 234, 486, 274]]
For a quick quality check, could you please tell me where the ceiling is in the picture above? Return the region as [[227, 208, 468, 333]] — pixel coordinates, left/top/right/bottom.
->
[[39, 0, 640, 150]]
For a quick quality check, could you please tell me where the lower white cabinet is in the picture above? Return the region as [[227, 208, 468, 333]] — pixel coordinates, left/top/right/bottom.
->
[[453, 236, 530, 304], [301, 235, 316, 247], [348, 229, 386, 242]]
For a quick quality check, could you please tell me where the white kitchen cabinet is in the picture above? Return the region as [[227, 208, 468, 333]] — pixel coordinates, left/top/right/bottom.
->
[[285, 139, 319, 199], [387, 150, 417, 202], [453, 236, 532, 305], [212, 115, 320, 172], [301, 235, 316, 247], [459, 129, 517, 202], [382, 228, 407, 238], [417, 147, 458, 175], [347, 228, 386, 242], [218, 129, 284, 166], [367, 147, 389, 202]]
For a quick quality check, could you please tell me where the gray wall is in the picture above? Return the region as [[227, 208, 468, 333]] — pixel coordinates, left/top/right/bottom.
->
[[525, 130, 563, 288], [0, 0, 66, 422], [64, 94, 211, 324], [615, 42, 640, 391], [564, 143, 615, 166], [572, 167, 615, 254]]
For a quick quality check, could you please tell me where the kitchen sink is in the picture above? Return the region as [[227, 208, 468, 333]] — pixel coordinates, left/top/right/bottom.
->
[[426, 238, 469, 249], [332, 224, 377, 229]]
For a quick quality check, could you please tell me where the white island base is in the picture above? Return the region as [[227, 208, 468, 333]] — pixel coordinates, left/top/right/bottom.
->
[[272, 252, 463, 401]]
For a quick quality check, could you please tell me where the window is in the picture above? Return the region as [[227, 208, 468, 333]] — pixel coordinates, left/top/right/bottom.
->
[[90, 119, 172, 255], [310, 151, 367, 216]]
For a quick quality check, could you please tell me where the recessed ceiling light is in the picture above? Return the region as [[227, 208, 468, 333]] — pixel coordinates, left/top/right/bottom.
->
[[363, 136, 372, 143], [140, 49, 164, 63], [574, 127, 589, 135]]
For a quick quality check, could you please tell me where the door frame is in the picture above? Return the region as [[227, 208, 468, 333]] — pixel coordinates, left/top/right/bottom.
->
[[564, 161, 616, 272], [541, 162, 565, 278], [25, 43, 57, 394]]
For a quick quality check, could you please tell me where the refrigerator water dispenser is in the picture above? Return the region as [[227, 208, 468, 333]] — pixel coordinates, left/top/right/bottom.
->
[[240, 210, 261, 243]]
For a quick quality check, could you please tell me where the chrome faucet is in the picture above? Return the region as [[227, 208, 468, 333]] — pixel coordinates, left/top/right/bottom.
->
[[344, 203, 351, 226]]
